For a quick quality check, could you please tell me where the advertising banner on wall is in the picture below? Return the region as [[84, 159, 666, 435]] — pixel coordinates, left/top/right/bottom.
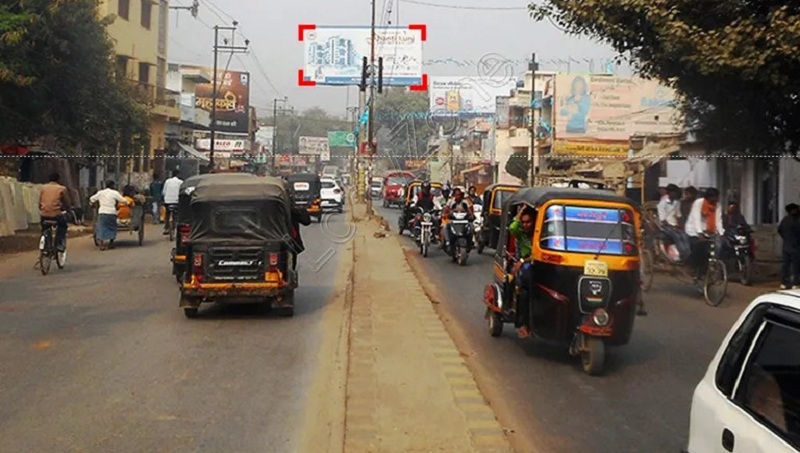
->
[[552, 140, 630, 157], [302, 26, 423, 86], [555, 74, 681, 143], [298, 136, 329, 156], [193, 67, 251, 134], [429, 76, 517, 117]]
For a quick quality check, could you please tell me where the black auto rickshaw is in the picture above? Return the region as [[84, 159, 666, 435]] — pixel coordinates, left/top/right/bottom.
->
[[286, 173, 322, 222], [179, 175, 297, 318], [482, 187, 642, 375], [476, 183, 521, 253], [398, 180, 442, 235], [170, 173, 256, 283]]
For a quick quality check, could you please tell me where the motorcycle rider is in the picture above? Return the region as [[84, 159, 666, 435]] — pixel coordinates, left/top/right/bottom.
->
[[441, 187, 473, 251], [467, 186, 482, 205], [657, 184, 690, 261], [410, 182, 441, 240], [724, 201, 751, 233]]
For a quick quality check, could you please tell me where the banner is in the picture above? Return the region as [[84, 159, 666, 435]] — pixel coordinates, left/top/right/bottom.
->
[[429, 76, 517, 117], [255, 127, 274, 149], [555, 74, 681, 142], [302, 26, 423, 86], [192, 67, 251, 134], [195, 139, 246, 151], [298, 136, 329, 155], [552, 140, 629, 157], [328, 131, 356, 147]]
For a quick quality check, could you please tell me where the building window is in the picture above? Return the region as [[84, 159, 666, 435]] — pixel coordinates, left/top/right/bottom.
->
[[116, 56, 128, 81], [158, 0, 168, 55], [141, 0, 152, 29], [138, 63, 150, 85], [118, 0, 130, 20]]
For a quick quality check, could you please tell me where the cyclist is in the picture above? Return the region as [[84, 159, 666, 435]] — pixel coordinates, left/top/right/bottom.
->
[[39, 173, 72, 252], [162, 169, 183, 235]]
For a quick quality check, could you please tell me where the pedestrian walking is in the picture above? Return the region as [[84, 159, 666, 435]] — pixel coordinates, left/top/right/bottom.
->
[[778, 203, 800, 289], [149, 174, 164, 224]]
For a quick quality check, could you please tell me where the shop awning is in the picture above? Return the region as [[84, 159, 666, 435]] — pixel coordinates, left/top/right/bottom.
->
[[625, 142, 680, 167], [178, 143, 210, 162]]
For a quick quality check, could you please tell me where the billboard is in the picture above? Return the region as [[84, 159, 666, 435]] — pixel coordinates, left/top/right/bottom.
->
[[302, 26, 423, 86], [255, 126, 274, 150], [193, 68, 251, 134], [298, 136, 329, 156], [429, 76, 517, 117], [328, 130, 356, 147], [555, 74, 681, 142]]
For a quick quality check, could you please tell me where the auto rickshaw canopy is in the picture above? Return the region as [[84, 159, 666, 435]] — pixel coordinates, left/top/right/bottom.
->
[[189, 175, 291, 243], [178, 173, 256, 222], [286, 173, 322, 197]]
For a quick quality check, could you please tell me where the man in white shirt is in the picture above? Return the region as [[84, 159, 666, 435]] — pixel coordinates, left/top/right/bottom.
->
[[657, 184, 690, 261], [89, 180, 129, 250], [161, 169, 183, 234], [685, 187, 724, 278]]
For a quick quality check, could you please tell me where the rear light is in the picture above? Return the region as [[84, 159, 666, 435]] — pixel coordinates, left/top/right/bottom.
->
[[192, 253, 204, 279], [179, 224, 190, 243], [269, 252, 279, 271]]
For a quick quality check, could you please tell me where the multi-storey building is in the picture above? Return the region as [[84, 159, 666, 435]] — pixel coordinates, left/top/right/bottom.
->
[[99, 0, 180, 175]]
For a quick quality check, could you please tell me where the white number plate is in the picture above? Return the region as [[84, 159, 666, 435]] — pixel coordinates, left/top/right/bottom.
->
[[584, 260, 608, 277]]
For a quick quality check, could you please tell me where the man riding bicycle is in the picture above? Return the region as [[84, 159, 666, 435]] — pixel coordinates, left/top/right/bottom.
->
[[39, 173, 72, 252], [685, 187, 724, 279], [162, 169, 183, 235]]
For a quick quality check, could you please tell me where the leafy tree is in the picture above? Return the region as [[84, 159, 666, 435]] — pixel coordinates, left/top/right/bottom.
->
[[375, 88, 439, 161], [505, 150, 530, 184], [529, 1, 800, 156], [266, 107, 351, 159], [0, 0, 149, 153]]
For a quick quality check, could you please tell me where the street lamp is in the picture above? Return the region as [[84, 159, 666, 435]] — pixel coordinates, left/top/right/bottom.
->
[[271, 96, 288, 173]]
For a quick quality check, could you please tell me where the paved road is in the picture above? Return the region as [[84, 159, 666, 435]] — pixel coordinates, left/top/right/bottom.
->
[[0, 213, 349, 453], [376, 204, 771, 453]]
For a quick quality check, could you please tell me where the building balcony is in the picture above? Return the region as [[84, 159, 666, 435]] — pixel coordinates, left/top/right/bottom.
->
[[132, 82, 181, 120]]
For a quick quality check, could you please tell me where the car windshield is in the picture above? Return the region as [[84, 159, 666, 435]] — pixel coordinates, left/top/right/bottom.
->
[[322, 181, 335, 189], [387, 176, 410, 185], [370, 181, 382, 187]]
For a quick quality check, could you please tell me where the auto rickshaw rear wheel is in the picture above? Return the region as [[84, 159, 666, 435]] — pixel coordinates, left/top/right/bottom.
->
[[183, 308, 199, 318], [486, 308, 503, 337], [276, 290, 295, 317], [477, 240, 484, 254], [581, 337, 605, 376]]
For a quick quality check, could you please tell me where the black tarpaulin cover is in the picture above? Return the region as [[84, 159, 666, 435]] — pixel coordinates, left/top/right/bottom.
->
[[189, 175, 291, 243]]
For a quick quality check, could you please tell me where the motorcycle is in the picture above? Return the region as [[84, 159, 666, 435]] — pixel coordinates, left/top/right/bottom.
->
[[721, 225, 754, 286], [446, 209, 473, 266], [415, 208, 437, 257], [472, 204, 484, 254]]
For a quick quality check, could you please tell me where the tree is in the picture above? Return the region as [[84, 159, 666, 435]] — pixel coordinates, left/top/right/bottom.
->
[[505, 150, 530, 184], [529, 1, 800, 156], [375, 88, 438, 161], [0, 0, 149, 153]]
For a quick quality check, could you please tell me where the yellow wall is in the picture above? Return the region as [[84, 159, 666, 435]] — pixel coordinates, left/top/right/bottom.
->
[[99, 0, 170, 164]]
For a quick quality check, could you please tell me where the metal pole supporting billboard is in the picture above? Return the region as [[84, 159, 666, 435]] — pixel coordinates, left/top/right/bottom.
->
[[529, 53, 539, 186], [209, 22, 248, 171]]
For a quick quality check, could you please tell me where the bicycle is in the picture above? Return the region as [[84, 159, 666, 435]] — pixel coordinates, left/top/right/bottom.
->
[[38, 217, 66, 275]]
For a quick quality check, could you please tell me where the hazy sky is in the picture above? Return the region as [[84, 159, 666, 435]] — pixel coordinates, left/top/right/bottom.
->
[[167, 0, 622, 118]]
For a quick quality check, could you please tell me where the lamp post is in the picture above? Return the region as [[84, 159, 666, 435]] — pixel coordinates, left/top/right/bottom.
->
[[271, 97, 288, 173]]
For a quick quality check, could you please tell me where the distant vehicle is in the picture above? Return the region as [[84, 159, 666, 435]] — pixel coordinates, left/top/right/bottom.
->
[[369, 177, 383, 199], [320, 177, 344, 213], [382, 170, 414, 208], [685, 289, 800, 453], [322, 165, 339, 179]]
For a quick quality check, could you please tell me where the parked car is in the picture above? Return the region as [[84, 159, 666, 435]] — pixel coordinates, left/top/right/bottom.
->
[[685, 289, 800, 453], [320, 178, 344, 213]]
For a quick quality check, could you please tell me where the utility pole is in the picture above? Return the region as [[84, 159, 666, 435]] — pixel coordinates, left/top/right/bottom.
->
[[271, 97, 288, 173], [209, 22, 249, 171], [529, 52, 539, 186]]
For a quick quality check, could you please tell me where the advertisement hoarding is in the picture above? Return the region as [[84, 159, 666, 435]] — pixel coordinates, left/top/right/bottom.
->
[[552, 140, 630, 157], [298, 136, 329, 156], [555, 74, 681, 142], [192, 67, 251, 134], [328, 131, 356, 147], [255, 127, 274, 150], [195, 139, 246, 151], [302, 26, 423, 86], [429, 76, 517, 117]]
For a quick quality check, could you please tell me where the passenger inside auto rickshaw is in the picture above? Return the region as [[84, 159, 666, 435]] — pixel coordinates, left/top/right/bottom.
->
[[509, 206, 536, 338]]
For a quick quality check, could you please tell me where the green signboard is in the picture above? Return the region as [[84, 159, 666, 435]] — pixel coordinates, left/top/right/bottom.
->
[[328, 131, 356, 147]]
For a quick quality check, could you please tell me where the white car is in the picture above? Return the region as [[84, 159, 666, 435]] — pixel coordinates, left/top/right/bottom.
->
[[685, 289, 800, 453], [320, 178, 344, 212]]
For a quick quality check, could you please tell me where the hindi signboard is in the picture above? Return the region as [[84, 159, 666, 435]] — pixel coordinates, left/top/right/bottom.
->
[[298, 136, 329, 156], [192, 67, 251, 134]]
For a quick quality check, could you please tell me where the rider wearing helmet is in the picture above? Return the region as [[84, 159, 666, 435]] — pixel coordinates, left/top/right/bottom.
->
[[413, 182, 437, 211], [441, 187, 473, 250]]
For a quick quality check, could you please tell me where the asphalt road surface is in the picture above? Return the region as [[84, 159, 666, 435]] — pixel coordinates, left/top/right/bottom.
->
[[0, 212, 350, 453], [376, 203, 770, 453]]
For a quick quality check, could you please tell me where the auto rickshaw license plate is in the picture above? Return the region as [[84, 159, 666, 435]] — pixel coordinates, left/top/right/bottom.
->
[[584, 260, 608, 277]]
